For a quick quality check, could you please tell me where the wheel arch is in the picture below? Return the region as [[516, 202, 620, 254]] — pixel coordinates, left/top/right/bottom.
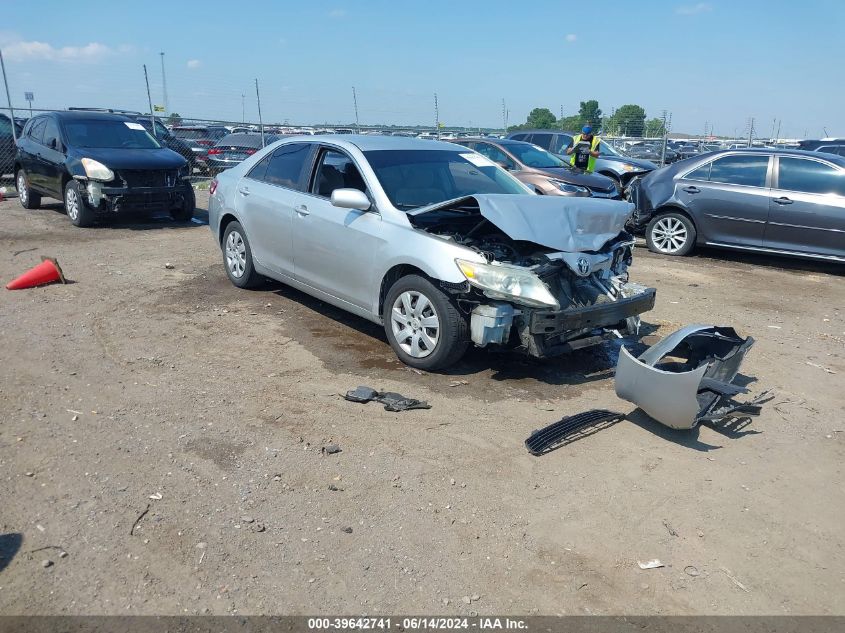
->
[[377, 264, 429, 317], [651, 204, 700, 238], [218, 213, 241, 246]]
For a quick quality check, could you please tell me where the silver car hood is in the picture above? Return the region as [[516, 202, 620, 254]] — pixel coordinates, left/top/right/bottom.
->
[[409, 194, 633, 252]]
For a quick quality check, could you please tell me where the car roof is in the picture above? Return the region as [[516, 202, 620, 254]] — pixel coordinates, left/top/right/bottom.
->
[[50, 111, 135, 122], [508, 129, 575, 135], [460, 137, 536, 148], [216, 133, 280, 147], [283, 134, 463, 152]]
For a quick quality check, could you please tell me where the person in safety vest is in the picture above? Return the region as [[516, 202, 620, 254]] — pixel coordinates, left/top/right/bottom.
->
[[565, 124, 600, 172]]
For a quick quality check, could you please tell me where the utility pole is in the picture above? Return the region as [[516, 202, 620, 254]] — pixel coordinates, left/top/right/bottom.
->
[[352, 86, 360, 133], [770, 118, 777, 142], [434, 93, 440, 140], [560, 105, 564, 121], [159, 52, 169, 114], [241, 93, 245, 124], [775, 120, 782, 142], [255, 78, 264, 147], [143, 64, 156, 135], [659, 110, 671, 167], [0, 49, 16, 141], [747, 117, 755, 147], [502, 98, 507, 133]]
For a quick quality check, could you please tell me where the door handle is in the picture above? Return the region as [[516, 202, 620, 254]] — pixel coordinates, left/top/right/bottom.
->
[[238, 186, 250, 196], [295, 204, 310, 216], [682, 186, 700, 194], [773, 196, 793, 205]]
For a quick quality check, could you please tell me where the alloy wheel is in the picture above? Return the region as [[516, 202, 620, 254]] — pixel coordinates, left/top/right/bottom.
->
[[390, 290, 440, 359], [225, 230, 247, 278], [652, 217, 688, 253], [65, 187, 80, 221], [17, 174, 27, 205]]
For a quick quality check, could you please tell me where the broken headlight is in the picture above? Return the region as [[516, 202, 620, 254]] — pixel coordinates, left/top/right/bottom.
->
[[455, 259, 560, 309], [80, 158, 114, 182]]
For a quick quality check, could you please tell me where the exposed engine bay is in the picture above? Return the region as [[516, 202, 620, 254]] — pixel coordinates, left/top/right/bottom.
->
[[409, 195, 657, 357]]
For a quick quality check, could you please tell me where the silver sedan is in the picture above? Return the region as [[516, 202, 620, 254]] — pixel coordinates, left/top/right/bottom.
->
[[208, 136, 655, 370]]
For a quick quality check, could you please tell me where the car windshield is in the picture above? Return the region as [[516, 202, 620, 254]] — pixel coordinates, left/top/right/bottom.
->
[[598, 141, 623, 157], [505, 144, 566, 168], [364, 149, 529, 209], [63, 120, 161, 149]]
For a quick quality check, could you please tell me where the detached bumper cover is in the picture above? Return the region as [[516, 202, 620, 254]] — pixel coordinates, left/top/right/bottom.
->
[[615, 324, 771, 430], [530, 288, 656, 335]]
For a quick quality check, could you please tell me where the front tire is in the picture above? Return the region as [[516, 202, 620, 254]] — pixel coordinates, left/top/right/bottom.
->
[[64, 180, 95, 227], [170, 184, 196, 221], [222, 221, 262, 288], [646, 211, 696, 256], [16, 170, 41, 209], [383, 274, 469, 371]]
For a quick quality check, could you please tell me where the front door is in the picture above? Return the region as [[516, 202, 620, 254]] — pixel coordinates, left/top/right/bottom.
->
[[677, 153, 772, 247], [292, 146, 383, 310], [765, 155, 845, 258]]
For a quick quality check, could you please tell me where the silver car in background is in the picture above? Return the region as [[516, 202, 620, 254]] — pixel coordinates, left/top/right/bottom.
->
[[208, 136, 655, 370]]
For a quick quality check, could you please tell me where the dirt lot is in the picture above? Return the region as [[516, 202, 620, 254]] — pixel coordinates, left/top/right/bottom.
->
[[1, 190, 843, 616]]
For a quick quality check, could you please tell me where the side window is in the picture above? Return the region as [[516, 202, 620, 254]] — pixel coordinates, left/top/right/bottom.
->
[[550, 135, 571, 154], [246, 154, 272, 182], [28, 117, 48, 144], [531, 133, 553, 150], [510, 133, 527, 141], [473, 143, 514, 169], [707, 155, 769, 188], [263, 143, 311, 189], [684, 162, 712, 181], [43, 118, 61, 150], [0, 116, 11, 136], [778, 157, 845, 196], [312, 148, 367, 198]]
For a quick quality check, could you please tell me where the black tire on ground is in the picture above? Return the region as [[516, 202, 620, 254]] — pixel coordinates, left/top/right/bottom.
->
[[221, 221, 262, 288], [16, 169, 41, 209], [64, 180, 95, 227], [645, 211, 697, 256], [382, 274, 470, 371], [171, 184, 196, 221]]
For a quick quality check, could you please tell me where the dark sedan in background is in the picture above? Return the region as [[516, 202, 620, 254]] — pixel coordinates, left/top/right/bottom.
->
[[628, 149, 845, 262], [206, 133, 281, 175], [453, 138, 620, 198]]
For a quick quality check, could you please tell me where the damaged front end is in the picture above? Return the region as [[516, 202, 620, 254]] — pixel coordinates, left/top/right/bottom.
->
[[409, 194, 656, 358]]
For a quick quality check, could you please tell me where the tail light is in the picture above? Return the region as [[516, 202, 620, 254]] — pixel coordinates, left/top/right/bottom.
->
[[207, 148, 223, 155], [197, 139, 214, 146], [245, 149, 257, 155], [209, 179, 218, 196]]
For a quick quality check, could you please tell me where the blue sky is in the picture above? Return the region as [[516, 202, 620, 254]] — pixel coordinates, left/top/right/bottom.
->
[[1, 0, 842, 137]]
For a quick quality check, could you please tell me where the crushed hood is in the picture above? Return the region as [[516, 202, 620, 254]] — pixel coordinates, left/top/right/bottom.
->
[[410, 194, 633, 252]]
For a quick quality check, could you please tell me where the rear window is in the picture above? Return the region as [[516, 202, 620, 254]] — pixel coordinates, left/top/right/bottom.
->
[[172, 128, 208, 140], [63, 120, 160, 149]]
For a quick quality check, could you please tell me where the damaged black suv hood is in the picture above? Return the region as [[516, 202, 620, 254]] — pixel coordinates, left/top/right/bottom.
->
[[409, 194, 634, 252]]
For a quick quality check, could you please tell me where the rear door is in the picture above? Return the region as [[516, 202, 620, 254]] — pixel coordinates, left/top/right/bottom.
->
[[292, 145, 383, 309], [238, 143, 312, 278], [676, 153, 772, 246], [39, 117, 66, 197], [764, 155, 845, 258]]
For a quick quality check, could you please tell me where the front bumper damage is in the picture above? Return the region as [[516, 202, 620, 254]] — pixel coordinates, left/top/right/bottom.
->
[[615, 324, 772, 429], [80, 173, 190, 214]]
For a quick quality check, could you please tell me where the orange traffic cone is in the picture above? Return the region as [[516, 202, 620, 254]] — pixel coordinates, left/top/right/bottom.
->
[[6, 257, 66, 290]]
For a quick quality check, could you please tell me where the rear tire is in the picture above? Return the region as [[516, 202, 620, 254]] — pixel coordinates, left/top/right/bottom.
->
[[64, 180, 95, 227], [222, 221, 262, 288], [170, 184, 196, 221], [16, 170, 41, 209], [383, 274, 469, 371], [646, 211, 696, 256]]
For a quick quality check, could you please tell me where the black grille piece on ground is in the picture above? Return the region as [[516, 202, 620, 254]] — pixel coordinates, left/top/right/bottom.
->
[[525, 409, 625, 456]]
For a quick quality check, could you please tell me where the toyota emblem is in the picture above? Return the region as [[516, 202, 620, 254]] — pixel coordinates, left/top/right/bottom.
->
[[576, 256, 591, 276]]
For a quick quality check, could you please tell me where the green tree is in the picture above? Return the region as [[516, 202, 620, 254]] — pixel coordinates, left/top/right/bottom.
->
[[558, 114, 584, 132], [167, 112, 182, 126], [525, 107, 557, 129], [578, 100, 602, 128], [609, 104, 646, 136], [644, 117, 665, 137]]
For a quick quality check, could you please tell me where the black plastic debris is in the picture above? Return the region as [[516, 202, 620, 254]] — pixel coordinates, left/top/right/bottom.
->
[[343, 386, 431, 412], [322, 444, 342, 455], [525, 410, 625, 456]]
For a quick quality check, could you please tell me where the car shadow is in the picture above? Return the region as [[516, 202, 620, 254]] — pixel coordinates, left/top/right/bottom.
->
[[0, 533, 23, 573], [37, 201, 209, 230], [264, 278, 657, 386]]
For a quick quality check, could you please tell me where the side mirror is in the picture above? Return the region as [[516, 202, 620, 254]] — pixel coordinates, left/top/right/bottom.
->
[[330, 188, 371, 211], [48, 138, 59, 150]]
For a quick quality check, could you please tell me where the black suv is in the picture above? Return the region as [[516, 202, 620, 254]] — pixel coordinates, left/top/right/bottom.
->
[[14, 111, 194, 227]]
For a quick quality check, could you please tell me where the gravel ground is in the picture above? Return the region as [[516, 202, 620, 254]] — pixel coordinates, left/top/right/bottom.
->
[[0, 190, 843, 616]]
